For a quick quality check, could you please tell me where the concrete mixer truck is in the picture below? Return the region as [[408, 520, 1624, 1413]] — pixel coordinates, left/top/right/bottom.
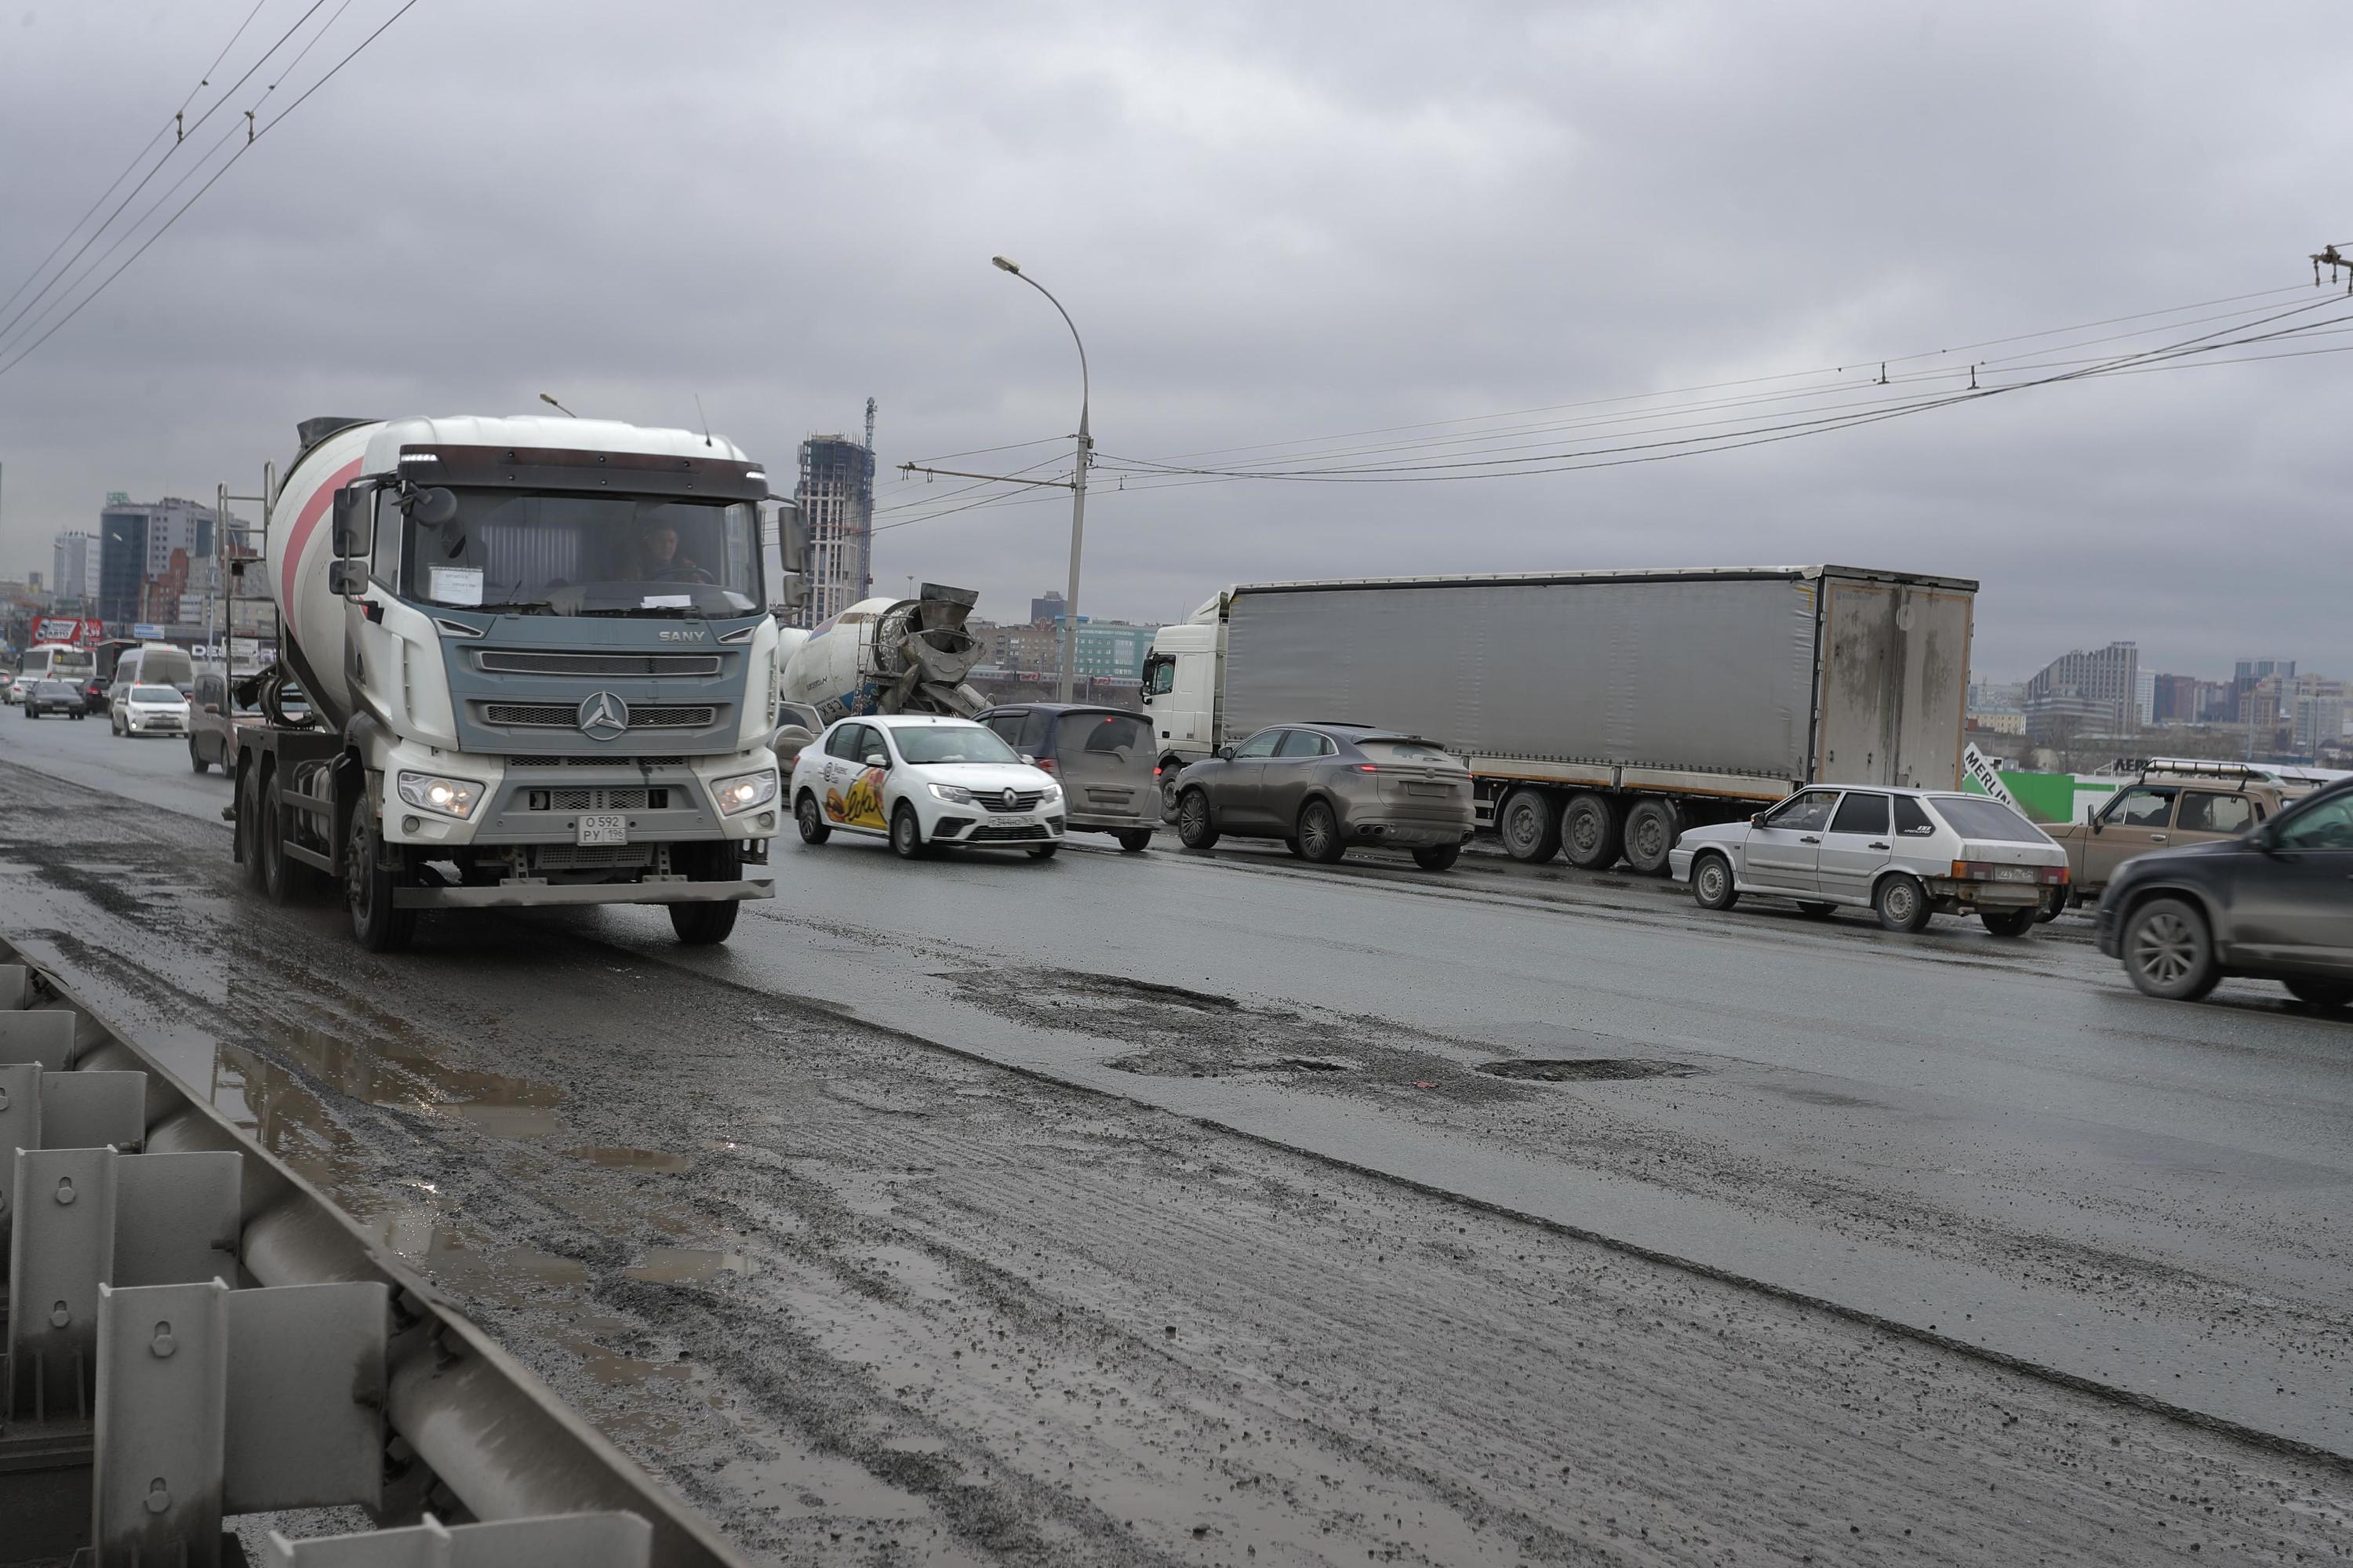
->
[[234, 414, 785, 952]]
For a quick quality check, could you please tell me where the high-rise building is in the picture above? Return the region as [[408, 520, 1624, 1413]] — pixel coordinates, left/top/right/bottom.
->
[[2235, 657, 2296, 682], [2133, 670, 2155, 727], [2148, 673, 2202, 726], [50, 530, 100, 602], [1030, 591, 1066, 626], [97, 496, 220, 629], [791, 435, 874, 628], [2023, 640, 2139, 738]]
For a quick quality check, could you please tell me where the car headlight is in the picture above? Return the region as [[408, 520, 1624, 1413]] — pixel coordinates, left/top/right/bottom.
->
[[713, 768, 777, 815], [929, 782, 976, 805], [1039, 782, 1062, 804], [396, 770, 484, 820]]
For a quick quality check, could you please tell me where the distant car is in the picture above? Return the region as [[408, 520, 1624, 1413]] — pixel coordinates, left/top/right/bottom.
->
[[2038, 767, 2298, 914], [978, 703, 1158, 853], [1170, 722, 1475, 870], [80, 677, 109, 715], [1671, 785, 2070, 936], [20, 678, 86, 719], [0, 671, 15, 704], [788, 712, 1066, 860], [768, 700, 826, 774], [2097, 777, 2353, 1008], [111, 682, 190, 738], [189, 671, 311, 774]]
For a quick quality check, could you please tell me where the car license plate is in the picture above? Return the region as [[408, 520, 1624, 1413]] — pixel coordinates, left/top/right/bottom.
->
[[1407, 781, 1451, 795], [576, 813, 628, 846], [1992, 864, 2033, 882]]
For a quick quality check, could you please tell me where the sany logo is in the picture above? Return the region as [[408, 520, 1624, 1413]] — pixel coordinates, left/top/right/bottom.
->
[[657, 628, 708, 642]]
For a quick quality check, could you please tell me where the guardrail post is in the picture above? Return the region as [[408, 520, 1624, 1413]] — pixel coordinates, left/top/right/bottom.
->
[[6, 1146, 118, 1423], [93, 1279, 230, 1566]]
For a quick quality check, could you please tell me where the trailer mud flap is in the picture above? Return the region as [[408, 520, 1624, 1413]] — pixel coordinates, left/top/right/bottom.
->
[[392, 879, 773, 909]]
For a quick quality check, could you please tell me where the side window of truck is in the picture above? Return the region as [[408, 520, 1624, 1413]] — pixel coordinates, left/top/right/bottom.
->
[[372, 493, 401, 586]]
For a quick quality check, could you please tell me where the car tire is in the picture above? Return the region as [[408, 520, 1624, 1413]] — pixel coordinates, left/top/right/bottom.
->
[[2122, 897, 2220, 1001], [1115, 828, 1153, 853], [2034, 897, 2068, 924], [1176, 788, 1219, 850], [1796, 900, 1838, 919], [345, 801, 418, 954], [111, 711, 122, 736], [1559, 791, 1623, 869], [1027, 843, 1060, 860], [1411, 843, 1461, 871], [1980, 908, 2037, 938], [1622, 799, 1680, 876], [1874, 872, 1933, 933], [2282, 977, 2352, 1010], [1497, 788, 1560, 864], [1297, 799, 1346, 864], [890, 803, 926, 860], [795, 791, 831, 844], [189, 739, 209, 774], [1691, 852, 1739, 911], [669, 839, 744, 944]]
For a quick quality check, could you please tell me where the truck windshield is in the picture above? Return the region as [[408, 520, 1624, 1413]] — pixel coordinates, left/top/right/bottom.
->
[[405, 490, 762, 616]]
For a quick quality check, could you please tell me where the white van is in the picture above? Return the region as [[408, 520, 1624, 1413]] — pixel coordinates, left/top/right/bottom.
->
[[110, 642, 197, 696]]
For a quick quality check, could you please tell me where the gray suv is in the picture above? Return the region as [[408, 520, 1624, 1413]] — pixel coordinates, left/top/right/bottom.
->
[[978, 703, 1157, 853], [1171, 722, 1474, 869]]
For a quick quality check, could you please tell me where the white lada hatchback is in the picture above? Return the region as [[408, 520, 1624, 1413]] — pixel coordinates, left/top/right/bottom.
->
[[789, 713, 1067, 860]]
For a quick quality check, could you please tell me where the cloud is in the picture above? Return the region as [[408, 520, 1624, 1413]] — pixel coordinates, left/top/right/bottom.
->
[[1, 0, 2345, 681]]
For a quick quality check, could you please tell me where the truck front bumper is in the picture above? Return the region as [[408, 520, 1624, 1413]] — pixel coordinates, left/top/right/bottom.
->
[[380, 744, 780, 849], [395, 878, 773, 910]]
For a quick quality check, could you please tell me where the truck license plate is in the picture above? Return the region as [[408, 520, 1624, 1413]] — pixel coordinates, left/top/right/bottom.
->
[[576, 813, 628, 846]]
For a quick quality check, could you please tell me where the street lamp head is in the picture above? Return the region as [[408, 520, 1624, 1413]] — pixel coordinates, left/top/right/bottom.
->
[[991, 256, 1021, 275]]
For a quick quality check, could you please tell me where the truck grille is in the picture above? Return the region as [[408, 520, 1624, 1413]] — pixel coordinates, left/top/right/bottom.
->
[[482, 703, 716, 729], [506, 755, 686, 768], [530, 844, 653, 871], [477, 650, 722, 678], [529, 787, 659, 810]]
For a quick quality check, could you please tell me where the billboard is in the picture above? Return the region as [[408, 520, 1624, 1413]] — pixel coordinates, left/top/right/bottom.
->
[[31, 616, 107, 649]]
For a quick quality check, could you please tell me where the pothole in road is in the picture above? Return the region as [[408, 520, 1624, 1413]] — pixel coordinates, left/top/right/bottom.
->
[[1475, 1057, 1700, 1082]]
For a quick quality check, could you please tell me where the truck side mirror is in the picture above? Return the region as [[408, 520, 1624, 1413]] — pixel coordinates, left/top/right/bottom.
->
[[327, 560, 368, 597], [330, 487, 369, 558]]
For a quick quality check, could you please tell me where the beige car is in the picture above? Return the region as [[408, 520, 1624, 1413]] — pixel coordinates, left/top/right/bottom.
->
[[2042, 771, 2295, 910]]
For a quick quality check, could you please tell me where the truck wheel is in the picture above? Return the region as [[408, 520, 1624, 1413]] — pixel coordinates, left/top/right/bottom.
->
[[2122, 897, 2219, 1001], [1496, 788, 1560, 864], [1176, 788, 1219, 850], [1158, 763, 1186, 824], [260, 773, 296, 903], [1297, 800, 1347, 864], [1690, 852, 1739, 911], [1410, 843, 1460, 871], [795, 791, 831, 844], [1873, 872, 1933, 934], [670, 839, 744, 944], [1559, 792, 1622, 869], [1115, 828, 1153, 853], [1980, 908, 2036, 938], [345, 803, 418, 953], [890, 803, 926, 860], [237, 767, 267, 890], [1621, 799, 1679, 876]]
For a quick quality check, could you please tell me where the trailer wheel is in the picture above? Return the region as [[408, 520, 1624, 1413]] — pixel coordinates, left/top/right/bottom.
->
[[1622, 798, 1680, 876], [345, 802, 418, 953], [1497, 788, 1561, 864], [670, 840, 744, 944], [1558, 791, 1623, 869]]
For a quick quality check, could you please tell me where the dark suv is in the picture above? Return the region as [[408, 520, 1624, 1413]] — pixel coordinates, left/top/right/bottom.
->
[[2097, 777, 2353, 1009]]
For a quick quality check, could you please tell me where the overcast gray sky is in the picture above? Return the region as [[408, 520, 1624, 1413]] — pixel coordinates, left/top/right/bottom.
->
[[2, 1, 2346, 680]]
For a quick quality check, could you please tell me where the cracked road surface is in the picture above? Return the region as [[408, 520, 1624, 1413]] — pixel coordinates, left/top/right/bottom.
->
[[2, 722, 2348, 1565]]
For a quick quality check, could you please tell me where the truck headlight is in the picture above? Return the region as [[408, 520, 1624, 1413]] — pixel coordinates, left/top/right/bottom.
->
[[929, 782, 976, 804], [713, 768, 777, 815], [396, 770, 484, 820]]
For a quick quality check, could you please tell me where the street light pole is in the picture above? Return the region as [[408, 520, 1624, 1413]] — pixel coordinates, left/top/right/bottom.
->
[[992, 256, 1089, 703]]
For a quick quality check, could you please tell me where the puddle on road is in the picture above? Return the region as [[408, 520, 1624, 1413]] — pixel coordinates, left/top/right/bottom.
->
[[1475, 1057, 1701, 1082], [625, 1246, 753, 1284]]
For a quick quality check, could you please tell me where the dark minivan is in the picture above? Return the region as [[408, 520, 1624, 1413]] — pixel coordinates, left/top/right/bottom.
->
[[978, 704, 1157, 853], [2097, 777, 2353, 1009]]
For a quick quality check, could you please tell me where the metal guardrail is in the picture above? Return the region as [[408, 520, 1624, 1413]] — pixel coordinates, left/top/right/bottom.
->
[[0, 948, 747, 1568]]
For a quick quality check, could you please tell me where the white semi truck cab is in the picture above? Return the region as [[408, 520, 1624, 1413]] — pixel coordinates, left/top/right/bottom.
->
[[238, 414, 786, 951]]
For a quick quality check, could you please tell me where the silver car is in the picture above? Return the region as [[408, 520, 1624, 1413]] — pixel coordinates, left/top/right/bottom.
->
[[979, 704, 1158, 853], [1669, 785, 2070, 936], [1171, 722, 1475, 869]]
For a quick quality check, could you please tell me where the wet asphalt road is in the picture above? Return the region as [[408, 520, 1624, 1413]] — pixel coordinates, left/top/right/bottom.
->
[[2, 713, 2349, 1565]]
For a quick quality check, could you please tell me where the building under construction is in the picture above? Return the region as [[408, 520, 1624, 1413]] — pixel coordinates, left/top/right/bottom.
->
[[791, 402, 877, 628]]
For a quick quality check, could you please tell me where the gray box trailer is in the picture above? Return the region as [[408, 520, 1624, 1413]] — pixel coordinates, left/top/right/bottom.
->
[[1142, 566, 1976, 874]]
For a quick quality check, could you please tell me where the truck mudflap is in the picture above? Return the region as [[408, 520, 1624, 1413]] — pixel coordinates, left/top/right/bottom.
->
[[394, 879, 773, 909]]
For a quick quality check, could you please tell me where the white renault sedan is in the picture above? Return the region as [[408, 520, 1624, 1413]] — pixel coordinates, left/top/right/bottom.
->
[[789, 713, 1067, 860], [1669, 785, 2070, 937]]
